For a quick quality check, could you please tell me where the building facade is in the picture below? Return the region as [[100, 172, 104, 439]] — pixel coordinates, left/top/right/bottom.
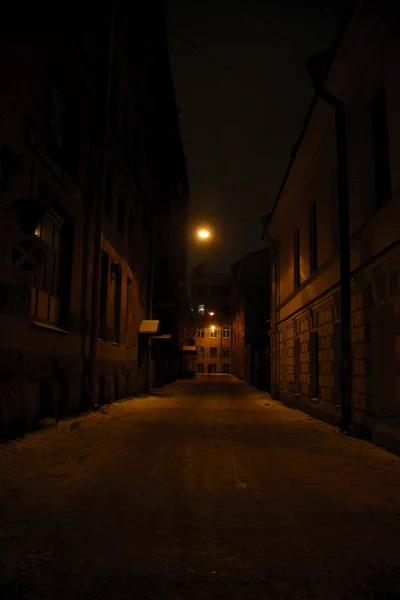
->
[[0, 3, 188, 440], [190, 264, 232, 374], [231, 248, 271, 390], [265, 0, 400, 451]]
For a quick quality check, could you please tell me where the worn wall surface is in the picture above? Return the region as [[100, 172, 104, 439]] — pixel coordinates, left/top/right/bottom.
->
[[268, 0, 400, 452]]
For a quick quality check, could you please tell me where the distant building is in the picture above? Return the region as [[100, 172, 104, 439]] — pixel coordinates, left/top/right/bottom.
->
[[264, 0, 400, 451], [0, 2, 188, 440], [231, 248, 271, 390], [190, 264, 232, 374]]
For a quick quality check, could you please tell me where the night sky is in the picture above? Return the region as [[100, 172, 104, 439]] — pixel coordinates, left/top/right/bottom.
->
[[166, 0, 339, 274]]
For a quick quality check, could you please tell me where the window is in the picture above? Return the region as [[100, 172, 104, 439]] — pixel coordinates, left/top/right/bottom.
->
[[222, 327, 231, 339], [222, 305, 231, 318], [105, 167, 114, 220], [197, 327, 204, 338], [128, 214, 136, 253], [197, 346, 204, 357], [99, 252, 109, 339], [309, 202, 317, 274], [223, 364, 230, 373], [209, 364, 217, 373], [310, 331, 319, 397], [223, 347, 230, 358], [210, 327, 218, 338], [198, 304, 205, 315], [113, 264, 122, 343], [50, 84, 65, 151], [31, 210, 64, 325], [197, 363, 204, 373], [210, 347, 217, 358], [293, 227, 300, 289], [125, 276, 132, 345], [117, 195, 126, 239], [370, 87, 391, 207]]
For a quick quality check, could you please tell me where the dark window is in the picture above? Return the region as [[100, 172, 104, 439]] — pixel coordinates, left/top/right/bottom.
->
[[222, 305, 231, 318], [105, 168, 114, 221], [209, 364, 217, 373], [309, 202, 317, 274], [128, 215, 135, 252], [49, 83, 65, 151], [99, 252, 109, 339], [113, 265, 122, 343], [198, 287, 202, 296], [197, 363, 204, 373], [223, 347, 230, 358], [110, 65, 119, 132], [310, 331, 319, 397], [294, 337, 301, 394], [223, 364, 230, 373], [197, 328, 204, 338], [222, 327, 230, 339], [370, 87, 391, 207], [117, 195, 126, 239], [197, 346, 204, 357], [126, 277, 132, 346], [32, 210, 65, 325], [210, 347, 217, 358], [293, 228, 300, 289]]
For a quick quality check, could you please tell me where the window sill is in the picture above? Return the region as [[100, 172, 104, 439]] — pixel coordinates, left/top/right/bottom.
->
[[125, 344, 133, 349], [112, 342, 121, 347], [32, 321, 69, 334]]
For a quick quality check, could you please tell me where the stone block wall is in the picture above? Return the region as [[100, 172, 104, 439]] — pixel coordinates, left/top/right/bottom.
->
[[0, 348, 85, 441]]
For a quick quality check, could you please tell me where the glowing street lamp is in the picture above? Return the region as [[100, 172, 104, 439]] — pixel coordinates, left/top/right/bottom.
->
[[208, 311, 215, 316], [198, 229, 210, 240]]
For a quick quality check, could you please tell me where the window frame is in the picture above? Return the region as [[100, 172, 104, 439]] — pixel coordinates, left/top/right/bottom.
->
[[31, 208, 65, 326], [222, 326, 231, 339]]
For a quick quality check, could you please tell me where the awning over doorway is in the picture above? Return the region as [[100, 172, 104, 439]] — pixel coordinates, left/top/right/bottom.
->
[[139, 320, 160, 335], [181, 346, 197, 353]]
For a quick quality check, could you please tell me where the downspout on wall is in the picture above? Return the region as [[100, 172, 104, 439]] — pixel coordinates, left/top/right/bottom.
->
[[89, 5, 116, 406], [261, 216, 279, 399], [306, 51, 352, 434]]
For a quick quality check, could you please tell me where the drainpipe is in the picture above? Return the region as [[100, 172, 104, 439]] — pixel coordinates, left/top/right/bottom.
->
[[262, 228, 278, 398], [89, 4, 116, 406], [306, 52, 352, 434]]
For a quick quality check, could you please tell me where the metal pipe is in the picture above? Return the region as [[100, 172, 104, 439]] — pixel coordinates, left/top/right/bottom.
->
[[306, 55, 352, 433], [89, 4, 116, 406]]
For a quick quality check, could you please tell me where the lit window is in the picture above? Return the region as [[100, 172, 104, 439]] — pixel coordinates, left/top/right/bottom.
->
[[210, 327, 218, 338], [198, 304, 205, 315], [31, 209, 64, 325]]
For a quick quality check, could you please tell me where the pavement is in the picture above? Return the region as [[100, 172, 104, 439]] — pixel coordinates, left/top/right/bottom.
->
[[1, 374, 400, 599]]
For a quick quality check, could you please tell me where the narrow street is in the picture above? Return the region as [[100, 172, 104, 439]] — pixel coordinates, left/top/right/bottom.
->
[[1, 375, 400, 600]]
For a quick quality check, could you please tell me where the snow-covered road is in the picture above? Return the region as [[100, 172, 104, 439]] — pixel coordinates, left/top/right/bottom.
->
[[1, 375, 400, 599]]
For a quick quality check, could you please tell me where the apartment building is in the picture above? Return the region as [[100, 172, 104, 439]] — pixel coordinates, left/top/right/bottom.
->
[[265, 0, 400, 450]]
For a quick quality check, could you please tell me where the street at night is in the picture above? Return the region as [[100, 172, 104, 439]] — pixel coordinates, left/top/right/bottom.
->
[[1, 375, 400, 599]]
